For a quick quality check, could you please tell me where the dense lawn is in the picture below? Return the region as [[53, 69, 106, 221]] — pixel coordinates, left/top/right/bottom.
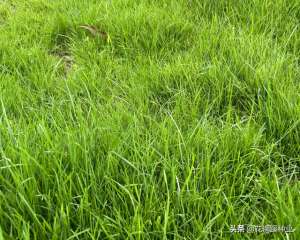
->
[[0, 0, 300, 239]]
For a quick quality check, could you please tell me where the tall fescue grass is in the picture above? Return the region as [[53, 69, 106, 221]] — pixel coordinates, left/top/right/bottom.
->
[[0, 0, 299, 239]]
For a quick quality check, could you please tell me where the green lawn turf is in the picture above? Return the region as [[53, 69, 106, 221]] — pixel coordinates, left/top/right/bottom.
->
[[0, 0, 300, 239]]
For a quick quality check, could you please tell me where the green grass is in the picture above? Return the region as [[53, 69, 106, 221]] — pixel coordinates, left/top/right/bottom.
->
[[0, 0, 300, 239]]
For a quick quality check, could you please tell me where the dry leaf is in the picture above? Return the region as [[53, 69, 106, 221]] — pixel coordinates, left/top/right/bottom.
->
[[79, 24, 108, 40]]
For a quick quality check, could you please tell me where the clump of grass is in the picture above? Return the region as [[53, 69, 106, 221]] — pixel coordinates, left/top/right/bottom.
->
[[0, 0, 299, 239]]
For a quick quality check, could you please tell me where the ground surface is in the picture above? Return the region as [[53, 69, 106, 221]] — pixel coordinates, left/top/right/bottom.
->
[[0, 0, 300, 239]]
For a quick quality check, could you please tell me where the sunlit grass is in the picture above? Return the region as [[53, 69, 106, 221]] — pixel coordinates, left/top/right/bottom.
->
[[0, 0, 299, 239]]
